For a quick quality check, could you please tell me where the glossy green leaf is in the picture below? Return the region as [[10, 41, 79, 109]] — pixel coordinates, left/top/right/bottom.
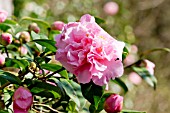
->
[[31, 31, 40, 40], [60, 79, 81, 108], [132, 67, 157, 89], [33, 39, 56, 52], [59, 70, 69, 79], [112, 78, 128, 94], [24, 79, 61, 98], [5, 59, 29, 72], [20, 17, 50, 28], [41, 63, 62, 72], [81, 82, 105, 104], [122, 46, 129, 61], [0, 70, 21, 85], [121, 110, 146, 113], [95, 17, 105, 24], [0, 110, 9, 113]]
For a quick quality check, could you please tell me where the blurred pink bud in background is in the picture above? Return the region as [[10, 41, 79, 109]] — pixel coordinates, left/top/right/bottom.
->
[[124, 45, 138, 66], [13, 86, 33, 113], [0, 54, 5, 66], [51, 21, 65, 31], [0, 33, 13, 46], [128, 72, 142, 85], [103, 2, 119, 15], [144, 59, 155, 75], [104, 94, 123, 113], [0, 10, 8, 23], [19, 46, 28, 55]]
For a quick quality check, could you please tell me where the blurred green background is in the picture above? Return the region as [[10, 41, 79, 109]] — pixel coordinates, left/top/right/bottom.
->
[[1, 0, 170, 113]]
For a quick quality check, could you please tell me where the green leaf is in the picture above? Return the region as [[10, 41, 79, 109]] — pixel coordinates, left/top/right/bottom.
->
[[41, 63, 62, 72], [112, 78, 128, 94], [4, 19, 18, 25], [60, 79, 83, 108], [122, 46, 129, 61], [81, 82, 105, 104], [59, 70, 69, 79], [31, 31, 41, 40], [5, 59, 29, 72], [0, 110, 9, 113], [0, 19, 17, 32], [25, 79, 61, 98], [132, 67, 157, 89], [95, 17, 105, 24], [0, 70, 21, 85], [20, 17, 50, 28], [33, 39, 56, 52], [121, 110, 146, 113]]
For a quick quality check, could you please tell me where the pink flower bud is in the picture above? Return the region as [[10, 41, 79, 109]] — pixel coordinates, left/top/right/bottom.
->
[[19, 31, 31, 43], [28, 23, 40, 33], [0, 10, 8, 23], [103, 2, 119, 15], [19, 46, 28, 55], [0, 54, 5, 66], [13, 86, 33, 113], [104, 94, 123, 113], [0, 33, 13, 46], [144, 59, 155, 75], [51, 21, 65, 31], [128, 72, 142, 85]]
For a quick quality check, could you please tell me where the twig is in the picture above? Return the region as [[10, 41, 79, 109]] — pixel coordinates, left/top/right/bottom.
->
[[34, 103, 62, 113], [4, 47, 9, 58], [46, 67, 65, 78]]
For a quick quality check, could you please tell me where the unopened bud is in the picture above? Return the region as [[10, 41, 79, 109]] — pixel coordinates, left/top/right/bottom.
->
[[19, 46, 28, 56], [104, 94, 123, 113], [19, 31, 31, 43], [103, 2, 119, 15], [0, 33, 13, 46], [51, 21, 65, 31], [28, 23, 40, 33], [0, 54, 5, 66], [0, 10, 8, 23]]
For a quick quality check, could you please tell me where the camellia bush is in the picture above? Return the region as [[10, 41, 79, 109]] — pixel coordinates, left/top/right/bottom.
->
[[0, 9, 169, 113]]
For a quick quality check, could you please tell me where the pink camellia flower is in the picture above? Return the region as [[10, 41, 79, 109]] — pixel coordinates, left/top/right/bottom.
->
[[0, 33, 13, 46], [104, 94, 123, 113], [144, 59, 155, 75], [55, 14, 125, 86], [0, 10, 8, 23], [13, 86, 33, 113], [103, 2, 119, 15], [51, 21, 65, 31], [0, 54, 5, 66]]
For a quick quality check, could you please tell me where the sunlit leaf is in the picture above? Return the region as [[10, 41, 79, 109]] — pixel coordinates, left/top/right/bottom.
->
[[33, 39, 56, 52], [41, 63, 62, 72], [0, 70, 21, 85]]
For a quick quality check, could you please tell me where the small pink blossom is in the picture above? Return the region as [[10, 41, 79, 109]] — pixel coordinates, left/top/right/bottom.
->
[[103, 2, 119, 15], [128, 72, 142, 85], [0, 10, 8, 23], [19, 31, 31, 43], [104, 94, 123, 113], [51, 21, 65, 31], [0, 54, 5, 66], [55, 14, 125, 86], [13, 86, 33, 113], [0, 33, 13, 46], [144, 59, 155, 75]]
